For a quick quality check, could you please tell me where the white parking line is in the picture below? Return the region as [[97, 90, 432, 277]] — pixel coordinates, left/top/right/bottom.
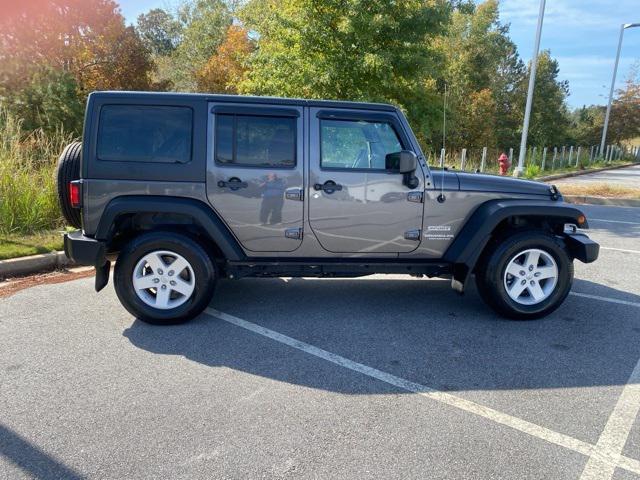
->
[[570, 292, 640, 308], [205, 307, 640, 476], [580, 357, 640, 480], [600, 246, 640, 254], [591, 218, 640, 226]]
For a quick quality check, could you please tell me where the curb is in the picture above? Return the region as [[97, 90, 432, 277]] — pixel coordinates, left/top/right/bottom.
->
[[562, 195, 640, 208], [539, 162, 638, 182], [0, 251, 75, 279]]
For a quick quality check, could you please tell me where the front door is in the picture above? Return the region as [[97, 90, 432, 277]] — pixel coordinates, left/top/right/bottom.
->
[[308, 108, 425, 254], [206, 103, 304, 252]]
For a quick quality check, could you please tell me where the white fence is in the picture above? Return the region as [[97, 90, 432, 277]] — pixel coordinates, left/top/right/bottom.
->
[[429, 144, 639, 174]]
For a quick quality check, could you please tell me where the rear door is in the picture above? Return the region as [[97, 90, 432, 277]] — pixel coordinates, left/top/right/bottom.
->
[[206, 103, 304, 252], [308, 108, 425, 254]]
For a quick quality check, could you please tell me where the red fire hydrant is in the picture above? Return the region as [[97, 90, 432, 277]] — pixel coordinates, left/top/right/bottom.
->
[[498, 153, 511, 176]]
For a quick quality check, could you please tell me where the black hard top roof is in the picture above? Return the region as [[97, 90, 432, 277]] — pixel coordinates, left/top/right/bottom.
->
[[90, 91, 399, 112]]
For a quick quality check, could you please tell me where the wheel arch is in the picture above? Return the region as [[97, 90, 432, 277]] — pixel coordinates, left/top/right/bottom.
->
[[96, 196, 246, 262], [443, 199, 588, 288]]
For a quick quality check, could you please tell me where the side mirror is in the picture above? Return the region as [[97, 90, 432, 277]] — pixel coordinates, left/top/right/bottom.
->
[[385, 150, 417, 173], [385, 150, 419, 189]]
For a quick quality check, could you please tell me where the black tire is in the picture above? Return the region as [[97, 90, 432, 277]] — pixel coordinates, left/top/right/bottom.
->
[[56, 141, 82, 229], [114, 231, 217, 325], [474, 230, 574, 320]]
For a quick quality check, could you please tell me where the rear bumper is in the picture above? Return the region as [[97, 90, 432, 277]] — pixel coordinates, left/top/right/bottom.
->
[[564, 232, 599, 263], [63, 230, 106, 267]]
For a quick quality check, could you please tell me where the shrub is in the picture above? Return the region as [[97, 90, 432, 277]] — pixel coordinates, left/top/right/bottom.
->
[[524, 163, 541, 179], [0, 67, 84, 135], [0, 108, 73, 234]]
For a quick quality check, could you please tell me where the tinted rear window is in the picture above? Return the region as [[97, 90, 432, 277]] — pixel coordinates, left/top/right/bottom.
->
[[97, 105, 193, 163]]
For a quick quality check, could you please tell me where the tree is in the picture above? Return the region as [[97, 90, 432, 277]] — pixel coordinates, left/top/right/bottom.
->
[[196, 26, 255, 93], [169, 0, 233, 91], [0, 67, 84, 134], [0, 0, 156, 96], [519, 50, 571, 147], [77, 26, 155, 92], [437, 0, 524, 149], [568, 105, 604, 146], [608, 66, 640, 143], [239, 0, 449, 144], [464, 89, 498, 147], [136, 8, 183, 56]]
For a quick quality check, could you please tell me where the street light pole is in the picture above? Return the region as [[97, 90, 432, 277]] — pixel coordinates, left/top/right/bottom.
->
[[514, 0, 546, 177], [600, 23, 640, 157]]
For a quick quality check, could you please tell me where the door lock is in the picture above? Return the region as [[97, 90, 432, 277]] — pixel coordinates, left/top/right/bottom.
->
[[407, 192, 423, 203], [404, 229, 421, 241], [285, 228, 303, 240], [285, 188, 304, 201]]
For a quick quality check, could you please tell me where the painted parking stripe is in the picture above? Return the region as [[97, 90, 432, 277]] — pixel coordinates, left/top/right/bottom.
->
[[591, 218, 640, 226], [570, 292, 640, 308], [600, 246, 640, 254], [205, 307, 640, 476], [580, 357, 640, 479]]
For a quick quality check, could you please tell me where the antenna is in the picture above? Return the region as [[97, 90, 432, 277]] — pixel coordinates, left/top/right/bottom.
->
[[442, 83, 447, 152], [438, 84, 447, 203]]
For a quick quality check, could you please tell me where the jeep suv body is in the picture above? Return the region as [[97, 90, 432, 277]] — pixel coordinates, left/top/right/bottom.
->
[[59, 91, 599, 324]]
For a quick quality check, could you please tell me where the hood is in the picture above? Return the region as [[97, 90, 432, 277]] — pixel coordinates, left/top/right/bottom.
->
[[455, 171, 552, 196]]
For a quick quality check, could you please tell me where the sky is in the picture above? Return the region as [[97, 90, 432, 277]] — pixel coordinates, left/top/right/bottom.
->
[[117, 0, 640, 109]]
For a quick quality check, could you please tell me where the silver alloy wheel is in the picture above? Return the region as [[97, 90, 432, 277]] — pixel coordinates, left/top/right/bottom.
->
[[132, 250, 196, 310], [503, 248, 558, 306]]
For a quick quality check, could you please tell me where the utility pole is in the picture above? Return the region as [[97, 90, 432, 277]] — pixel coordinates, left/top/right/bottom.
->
[[600, 23, 640, 155], [514, 0, 546, 177]]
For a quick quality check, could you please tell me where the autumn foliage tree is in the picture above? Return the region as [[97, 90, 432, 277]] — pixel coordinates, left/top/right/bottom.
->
[[0, 0, 156, 132], [1, 0, 635, 151], [608, 68, 640, 144], [196, 26, 255, 93]]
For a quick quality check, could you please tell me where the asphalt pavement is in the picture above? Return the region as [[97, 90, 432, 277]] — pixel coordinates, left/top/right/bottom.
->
[[1, 204, 639, 479]]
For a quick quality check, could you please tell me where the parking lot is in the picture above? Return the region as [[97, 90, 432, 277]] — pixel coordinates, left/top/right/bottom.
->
[[1, 203, 639, 479]]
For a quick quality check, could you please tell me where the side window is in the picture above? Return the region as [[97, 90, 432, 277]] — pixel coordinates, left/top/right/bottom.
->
[[215, 114, 296, 168], [320, 119, 403, 170], [97, 105, 192, 163]]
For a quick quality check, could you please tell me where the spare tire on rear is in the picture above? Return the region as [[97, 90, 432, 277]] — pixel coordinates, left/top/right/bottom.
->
[[56, 141, 82, 229]]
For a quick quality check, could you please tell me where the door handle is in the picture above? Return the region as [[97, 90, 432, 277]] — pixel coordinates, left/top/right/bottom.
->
[[313, 180, 343, 194], [218, 177, 248, 190]]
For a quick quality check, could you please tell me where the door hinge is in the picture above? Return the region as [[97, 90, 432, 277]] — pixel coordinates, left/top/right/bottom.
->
[[285, 188, 304, 201], [407, 191, 423, 203], [404, 229, 421, 241], [285, 228, 303, 240]]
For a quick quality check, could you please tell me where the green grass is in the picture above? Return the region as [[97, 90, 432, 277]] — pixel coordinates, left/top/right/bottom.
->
[[0, 230, 66, 260], [553, 183, 640, 199], [534, 158, 635, 178], [524, 163, 541, 179], [0, 107, 74, 235]]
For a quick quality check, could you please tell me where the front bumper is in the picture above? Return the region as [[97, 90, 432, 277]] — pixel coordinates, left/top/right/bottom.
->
[[564, 232, 599, 263], [63, 230, 106, 267]]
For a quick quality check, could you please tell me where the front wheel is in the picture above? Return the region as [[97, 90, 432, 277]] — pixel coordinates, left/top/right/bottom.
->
[[114, 231, 216, 325], [475, 230, 574, 320]]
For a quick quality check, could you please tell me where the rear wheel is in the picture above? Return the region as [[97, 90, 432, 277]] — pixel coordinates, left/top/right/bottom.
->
[[114, 231, 216, 325], [475, 230, 573, 320]]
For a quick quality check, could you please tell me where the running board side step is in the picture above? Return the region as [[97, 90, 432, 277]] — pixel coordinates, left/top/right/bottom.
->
[[225, 259, 452, 279]]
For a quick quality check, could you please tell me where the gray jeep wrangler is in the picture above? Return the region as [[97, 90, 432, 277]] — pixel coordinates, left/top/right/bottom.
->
[[58, 91, 599, 325]]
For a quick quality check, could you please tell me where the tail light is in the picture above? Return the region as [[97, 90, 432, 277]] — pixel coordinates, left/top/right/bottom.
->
[[69, 181, 82, 208]]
